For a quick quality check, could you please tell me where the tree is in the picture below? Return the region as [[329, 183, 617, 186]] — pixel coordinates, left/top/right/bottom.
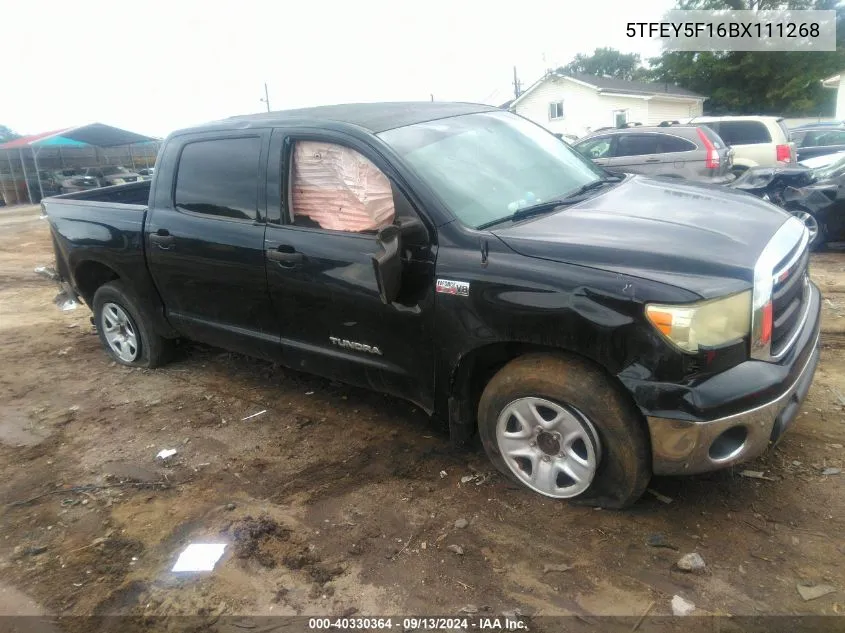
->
[[559, 47, 650, 81], [0, 125, 20, 143], [649, 0, 845, 115]]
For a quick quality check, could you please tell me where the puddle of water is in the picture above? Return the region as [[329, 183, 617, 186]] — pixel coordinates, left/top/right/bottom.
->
[[171, 543, 227, 572], [0, 408, 48, 447]]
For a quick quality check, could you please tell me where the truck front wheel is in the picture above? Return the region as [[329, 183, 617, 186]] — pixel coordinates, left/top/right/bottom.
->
[[93, 281, 171, 368], [477, 353, 651, 508]]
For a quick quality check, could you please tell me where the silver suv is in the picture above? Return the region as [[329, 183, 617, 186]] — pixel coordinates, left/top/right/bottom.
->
[[573, 125, 734, 183]]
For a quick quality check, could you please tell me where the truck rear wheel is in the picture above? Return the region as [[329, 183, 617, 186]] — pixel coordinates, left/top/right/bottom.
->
[[477, 353, 651, 509], [93, 281, 171, 368]]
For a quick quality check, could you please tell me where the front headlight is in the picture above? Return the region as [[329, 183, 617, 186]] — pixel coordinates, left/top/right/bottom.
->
[[645, 290, 752, 353]]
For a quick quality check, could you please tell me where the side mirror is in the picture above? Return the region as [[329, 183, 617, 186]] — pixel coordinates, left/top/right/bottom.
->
[[396, 217, 429, 244], [372, 224, 402, 305]]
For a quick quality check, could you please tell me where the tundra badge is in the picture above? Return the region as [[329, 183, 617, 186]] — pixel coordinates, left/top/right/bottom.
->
[[436, 279, 470, 297], [329, 336, 383, 356]]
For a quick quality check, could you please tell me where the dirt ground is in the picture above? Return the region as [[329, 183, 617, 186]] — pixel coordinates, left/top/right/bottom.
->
[[0, 206, 844, 631]]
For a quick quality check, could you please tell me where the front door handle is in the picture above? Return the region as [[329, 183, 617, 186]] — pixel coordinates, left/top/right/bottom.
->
[[150, 229, 175, 250], [645, 158, 661, 163], [266, 246, 303, 266]]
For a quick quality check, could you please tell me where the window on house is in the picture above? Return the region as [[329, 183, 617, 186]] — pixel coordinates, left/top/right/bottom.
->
[[548, 101, 564, 120], [288, 140, 396, 233], [613, 110, 629, 128]]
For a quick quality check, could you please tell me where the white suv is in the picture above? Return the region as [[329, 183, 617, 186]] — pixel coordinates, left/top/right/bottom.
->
[[688, 116, 796, 174]]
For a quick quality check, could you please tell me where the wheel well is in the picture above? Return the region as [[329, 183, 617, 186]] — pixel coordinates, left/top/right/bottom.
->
[[448, 342, 640, 444], [74, 261, 119, 306]]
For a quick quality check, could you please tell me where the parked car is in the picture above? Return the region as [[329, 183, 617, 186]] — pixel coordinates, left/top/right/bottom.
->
[[790, 120, 845, 131], [689, 116, 796, 174], [43, 102, 820, 508], [572, 125, 733, 182], [138, 167, 155, 180], [800, 151, 845, 168], [728, 153, 845, 249], [789, 126, 845, 162], [37, 171, 63, 197], [83, 165, 143, 187], [60, 176, 99, 194]]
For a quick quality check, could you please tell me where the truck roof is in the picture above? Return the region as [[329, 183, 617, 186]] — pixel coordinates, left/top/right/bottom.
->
[[178, 102, 500, 136]]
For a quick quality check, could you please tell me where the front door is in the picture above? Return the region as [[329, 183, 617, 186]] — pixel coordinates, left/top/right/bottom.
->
[[263, 131, 437, 410], [146, 131, 278, 359]]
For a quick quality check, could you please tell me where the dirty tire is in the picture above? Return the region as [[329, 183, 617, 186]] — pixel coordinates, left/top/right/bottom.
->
[[478, 353, 651, 509], [93, 281, 171, 368]]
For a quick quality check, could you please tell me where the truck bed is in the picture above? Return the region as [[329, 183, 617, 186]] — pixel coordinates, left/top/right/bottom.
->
[[51, 180, 151, 206], [42, 179, 160, 315]]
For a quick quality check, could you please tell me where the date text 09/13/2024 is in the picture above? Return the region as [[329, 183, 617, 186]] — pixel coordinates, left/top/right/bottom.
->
[[307, 617, 527, 630]]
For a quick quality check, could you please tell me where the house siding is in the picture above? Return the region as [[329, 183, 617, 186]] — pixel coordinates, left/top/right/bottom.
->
[[647, 98, 703, 125], [512, 77, 704, 139], [512, 78, 601, 138]]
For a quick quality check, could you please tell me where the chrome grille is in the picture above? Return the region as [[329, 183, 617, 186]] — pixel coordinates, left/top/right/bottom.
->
[[770, 245, 809, 357], [751, 217, 810, 362]]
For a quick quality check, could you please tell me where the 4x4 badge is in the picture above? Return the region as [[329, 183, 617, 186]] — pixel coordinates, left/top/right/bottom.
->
[[436, 279, 470, 297]]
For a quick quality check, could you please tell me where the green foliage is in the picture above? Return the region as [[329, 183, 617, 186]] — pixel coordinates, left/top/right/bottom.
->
[[648, 0, 845, 115], [559, 47, 651, 81], [0, 125, 20, 143]]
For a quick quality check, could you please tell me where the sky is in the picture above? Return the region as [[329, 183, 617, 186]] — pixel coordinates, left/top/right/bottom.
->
[[0, 0, 676, 138]]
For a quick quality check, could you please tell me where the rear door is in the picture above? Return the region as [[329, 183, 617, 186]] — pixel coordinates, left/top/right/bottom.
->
[[606, 133, 664, 175], [146, 130, 279, 359], [262, 129, 437, 410]]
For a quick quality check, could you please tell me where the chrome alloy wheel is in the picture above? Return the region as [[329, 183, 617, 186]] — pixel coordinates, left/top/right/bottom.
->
[[495, 397, 601, 498], [101, 302, 139, 362]]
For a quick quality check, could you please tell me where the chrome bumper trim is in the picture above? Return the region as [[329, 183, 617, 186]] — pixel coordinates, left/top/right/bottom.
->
[[647, 330, 820, 475]]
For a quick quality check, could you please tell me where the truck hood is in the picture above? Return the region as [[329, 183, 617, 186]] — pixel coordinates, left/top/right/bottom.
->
[[492, 175, 792, 299]]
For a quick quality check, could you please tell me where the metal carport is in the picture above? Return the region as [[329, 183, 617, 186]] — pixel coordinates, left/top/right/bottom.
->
[[0, 123, 161, 205]]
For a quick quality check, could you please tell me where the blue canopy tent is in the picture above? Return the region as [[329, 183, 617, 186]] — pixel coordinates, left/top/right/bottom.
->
[[0, 123, 161, 205]]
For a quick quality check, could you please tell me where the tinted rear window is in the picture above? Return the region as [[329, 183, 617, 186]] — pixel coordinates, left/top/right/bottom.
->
[[800, 129, 845, 147], [175, 137, 261, 221], [616, 134, 661, 156], [709, 121, 772, 145], [657, 134, 697, 153]]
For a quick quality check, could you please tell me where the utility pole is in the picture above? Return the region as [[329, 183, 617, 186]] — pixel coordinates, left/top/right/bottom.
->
[[430, 93, 434, 102], [260, 82, 271, 112], [512, 66, 523, 99]]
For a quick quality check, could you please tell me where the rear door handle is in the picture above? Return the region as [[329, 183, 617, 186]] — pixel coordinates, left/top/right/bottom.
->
[[266, 246, 303, 266], [150, 229, 175, 250]]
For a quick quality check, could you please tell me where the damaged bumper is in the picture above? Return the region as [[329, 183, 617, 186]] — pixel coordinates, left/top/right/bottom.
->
[[645, 284, 821, 475], [37, 267, 81, 311]]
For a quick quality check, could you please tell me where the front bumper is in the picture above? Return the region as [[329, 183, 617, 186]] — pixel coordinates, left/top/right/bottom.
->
[[645, 283, 821, 475]]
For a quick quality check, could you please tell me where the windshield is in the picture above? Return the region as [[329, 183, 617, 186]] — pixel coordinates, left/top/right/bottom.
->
[[378, 111, 604, 228]]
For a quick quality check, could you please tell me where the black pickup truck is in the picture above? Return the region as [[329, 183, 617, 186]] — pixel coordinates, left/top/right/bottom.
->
[[43, 102, 821, 508]]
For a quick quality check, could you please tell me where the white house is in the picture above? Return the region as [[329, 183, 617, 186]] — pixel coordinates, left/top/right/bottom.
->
[[821, 71, 845, 119], [502, 71, 707, 140]]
